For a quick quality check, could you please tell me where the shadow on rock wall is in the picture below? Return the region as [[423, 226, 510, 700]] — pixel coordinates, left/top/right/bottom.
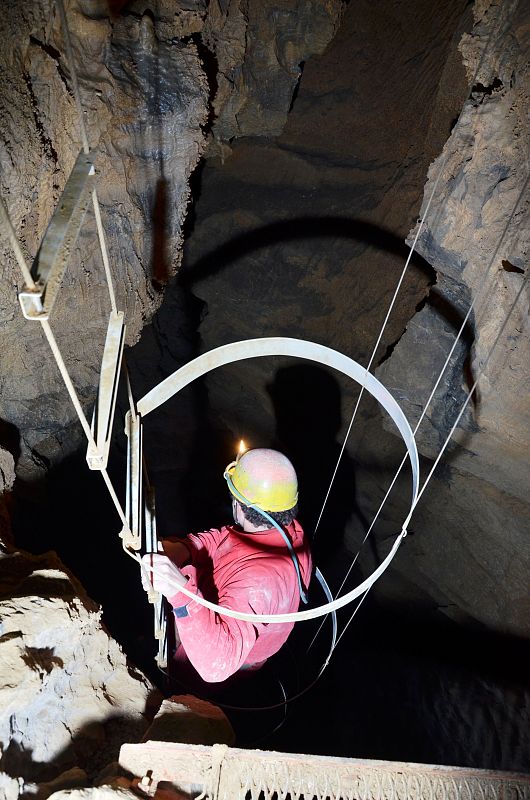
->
[[267, 363, 369, 567], [180, 215, 478, 418]]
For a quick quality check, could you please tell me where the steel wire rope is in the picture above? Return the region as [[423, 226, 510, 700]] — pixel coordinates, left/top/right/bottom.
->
[[134, 337, 420, 623], [307, 170, 530, 655], [0, 197, 132, 536], [3, 0, 521, 682], [1, 0, 135, 547], [55, 0, 153, 596], [312, 160, 445, 541]]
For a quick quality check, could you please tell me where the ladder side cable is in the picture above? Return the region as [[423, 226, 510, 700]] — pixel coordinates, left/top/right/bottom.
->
[[308, 171, 529, 655], [308, 0, 525, 652], [0, 196, 131, 530]]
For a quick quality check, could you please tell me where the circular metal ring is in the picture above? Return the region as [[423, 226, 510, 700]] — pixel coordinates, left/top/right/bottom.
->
[[138, 337, 419, 623]]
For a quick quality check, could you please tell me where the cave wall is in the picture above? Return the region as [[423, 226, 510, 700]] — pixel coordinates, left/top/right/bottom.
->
[[0, 0, 342, 484], [375, 0, 530, 637], [0, 0, 208, 482], [0, 541, 160, 784], [0, 0, 528, 780], [171, 0, 529, 643]]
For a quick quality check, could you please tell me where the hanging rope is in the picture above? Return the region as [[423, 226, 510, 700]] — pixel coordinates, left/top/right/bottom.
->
[[0, 198, 133, 535], [308, 0, 526, 653], [0, 0, 524, 693], [312, 158, 446, 539], [330, 171, 529, 615]]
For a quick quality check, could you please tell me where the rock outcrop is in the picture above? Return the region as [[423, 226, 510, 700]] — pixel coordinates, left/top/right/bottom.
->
[[0, 544, 160, 784], [0, 0, 343, 484], [0, 0, 208, 481], [202, 0, 345, 149], [0, 445, 15, 542]]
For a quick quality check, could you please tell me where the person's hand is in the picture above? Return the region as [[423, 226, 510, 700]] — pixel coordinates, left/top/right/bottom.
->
[[140, 554, 188, 601]]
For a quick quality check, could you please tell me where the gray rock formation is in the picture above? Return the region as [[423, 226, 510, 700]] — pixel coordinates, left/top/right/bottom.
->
[[0, 545, 160, 784], [0, 0, 528, 783], [0, 0, 343, 484], [375, 0, 530, 636], [0, 0, 208, 481], [202, 0, 345, 148]]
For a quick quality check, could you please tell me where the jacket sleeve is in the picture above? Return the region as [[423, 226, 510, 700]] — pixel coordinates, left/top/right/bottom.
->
[[168, 563, 262, 683]]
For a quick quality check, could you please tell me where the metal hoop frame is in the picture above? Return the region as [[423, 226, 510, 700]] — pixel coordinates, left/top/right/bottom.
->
[[137, 337, 420, 624]]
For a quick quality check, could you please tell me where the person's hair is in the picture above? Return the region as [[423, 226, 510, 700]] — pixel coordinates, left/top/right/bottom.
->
[[239, 502, 298, 528]]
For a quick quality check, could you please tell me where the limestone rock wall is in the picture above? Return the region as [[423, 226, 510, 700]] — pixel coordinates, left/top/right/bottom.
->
[[202, 0, 345, 148], [0, 543, 160, 785], [0, 0, 208, 481], [0, 0, 343, 485], [374, 0, 530, 636]]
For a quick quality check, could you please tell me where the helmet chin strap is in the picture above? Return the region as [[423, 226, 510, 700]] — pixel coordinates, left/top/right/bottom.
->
[[225, 471, 309, 605]]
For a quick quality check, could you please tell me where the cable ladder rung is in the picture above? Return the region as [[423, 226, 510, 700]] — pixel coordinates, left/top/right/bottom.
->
[[19, 151, 96, 320], [123, 410, 143, 551], [86, 310, 126, 471]]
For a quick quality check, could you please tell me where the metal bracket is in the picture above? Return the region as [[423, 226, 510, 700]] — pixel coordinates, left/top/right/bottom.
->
[[18, 284, 48, 320], [86, 311, 125, 470], [122, 410, 142, 551], [30, 150, 96, 317], [155, 632, 167, 670], [144, 487, 159, 604]]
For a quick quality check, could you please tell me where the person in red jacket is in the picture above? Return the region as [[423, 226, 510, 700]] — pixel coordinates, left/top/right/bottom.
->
[[142, 447, 312, 683]]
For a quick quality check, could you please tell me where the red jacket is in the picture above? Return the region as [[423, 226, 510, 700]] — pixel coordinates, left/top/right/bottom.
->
[[168, 520, 312, 683]]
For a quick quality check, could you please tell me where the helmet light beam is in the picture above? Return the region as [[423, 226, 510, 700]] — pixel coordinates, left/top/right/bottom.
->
[[236, 439, 247, 462]]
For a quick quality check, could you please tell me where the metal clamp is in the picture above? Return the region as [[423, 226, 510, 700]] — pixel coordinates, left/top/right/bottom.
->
[[18, 284, 48, 320]]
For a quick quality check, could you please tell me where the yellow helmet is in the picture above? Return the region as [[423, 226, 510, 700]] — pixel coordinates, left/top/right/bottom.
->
[[224, 448, 298, 512]]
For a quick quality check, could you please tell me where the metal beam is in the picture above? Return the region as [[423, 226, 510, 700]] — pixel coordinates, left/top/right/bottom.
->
[[26, 150, 96, 318], [86, 311, 125, 470], [120, 742, 530, 800], [122, 410, 142, 551]]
